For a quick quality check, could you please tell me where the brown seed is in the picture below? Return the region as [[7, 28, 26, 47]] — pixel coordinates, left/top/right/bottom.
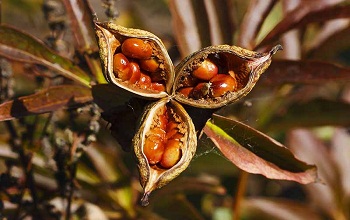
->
[[191, 83, 211, 99], [150, 82, 166, 92], [166, 128, 179, 140], [149, 71, 164, 82], [137, 73, 152, 89], [160, 139, 181, 168], [147, 127, 166, 140], [192, 59, 218, 81], [128, 62, 141, 84], [177, 87, 193, 97], [140, 58, 160, 72], [170, 132, 183, 141], [166, 121, 178, 132], [144, 135, 165, 164], [158, 114, 168, 131], [210, 74, 237, 97], [121, 38, 153, 60], [113, 53, 131, 81]]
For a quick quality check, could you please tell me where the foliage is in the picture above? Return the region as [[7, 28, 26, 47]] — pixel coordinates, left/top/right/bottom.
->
[[0, 0, 349, 219]]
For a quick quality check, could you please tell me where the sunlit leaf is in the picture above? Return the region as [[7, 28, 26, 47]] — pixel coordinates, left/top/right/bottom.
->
[[265, 98, 350, 130], [261, 59, 350, 85], [203, 114, 317, 184], [257, 3, 350, 48], [242, 198, 322, 220], [0, 85, 92, 121], [0, 25, 91, 87], [237, 0, 277, 49]]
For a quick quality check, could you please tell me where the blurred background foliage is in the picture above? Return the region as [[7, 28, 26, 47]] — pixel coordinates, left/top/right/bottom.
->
[[0, 0, 350, 219]]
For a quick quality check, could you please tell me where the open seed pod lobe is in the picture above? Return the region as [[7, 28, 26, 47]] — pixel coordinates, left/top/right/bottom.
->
[[95, 22, 174, 99], [133, 98, 197, 206], [173, 45, 282, 108]]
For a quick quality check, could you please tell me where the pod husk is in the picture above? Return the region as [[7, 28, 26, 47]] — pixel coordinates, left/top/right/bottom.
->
[[95, 22, 174, 99], [132, 98, 197, 206], [173, 45, 282, 108]]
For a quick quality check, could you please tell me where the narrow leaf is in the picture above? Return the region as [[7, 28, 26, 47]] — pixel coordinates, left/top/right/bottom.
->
[[0, 25, 91, 87], [265, 98, 350, 131], [237, 0, 277, 49], [261, 59, 350, 85], [168, 0, 202, 57], [0, 85, 92, 121], [62, 0, 98, 53], [203, 114, 317, 184], [257, 3, 350, 48]]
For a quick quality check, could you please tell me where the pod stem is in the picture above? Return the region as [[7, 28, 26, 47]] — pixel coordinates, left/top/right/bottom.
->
[[141, 191, 150, 206], [270, 44, 283, 55]]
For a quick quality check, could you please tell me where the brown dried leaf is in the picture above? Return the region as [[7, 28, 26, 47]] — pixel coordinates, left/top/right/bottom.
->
[[0, 85, 92, 121]]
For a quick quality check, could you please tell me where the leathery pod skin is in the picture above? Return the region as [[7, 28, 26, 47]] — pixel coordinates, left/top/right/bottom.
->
[[132, 98, 197, 206], [95, 22, 174, 99]]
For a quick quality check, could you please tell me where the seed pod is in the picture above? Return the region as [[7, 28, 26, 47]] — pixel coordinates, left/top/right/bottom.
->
[[133, 98, 197, 206], [173, 45, 282, 108], [95, 22, 174, 98]]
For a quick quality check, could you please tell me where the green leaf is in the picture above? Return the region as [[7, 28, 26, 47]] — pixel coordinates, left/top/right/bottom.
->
[[266, 98, 350, 131], [0, 85, 92, 121], [261, 59, 350, 85], [203, 114, 317, 184], [0, 25, 91, 87]]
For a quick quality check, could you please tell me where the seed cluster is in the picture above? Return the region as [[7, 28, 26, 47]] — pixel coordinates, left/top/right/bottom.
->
[[177, 57, 238, 99], [113, 38, 166, 92], [143, 105, 184, 169]]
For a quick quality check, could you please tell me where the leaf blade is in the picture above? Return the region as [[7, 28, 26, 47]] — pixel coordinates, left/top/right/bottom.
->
[[203, 114, 317, 184], [0, 85, 92, 121], [0, 25, 91, 87]]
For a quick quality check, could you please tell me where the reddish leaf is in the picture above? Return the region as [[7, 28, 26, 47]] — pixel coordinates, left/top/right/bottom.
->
[[0, 25, 91, 87], [0, 85, 92, 121], [203, 114, 317, 184], [62, 0, 98, 53], [261, 59, 350, 85], [257, 3, 350, 49], [168, 0, 203, 57], [237, 0, 277, 49]]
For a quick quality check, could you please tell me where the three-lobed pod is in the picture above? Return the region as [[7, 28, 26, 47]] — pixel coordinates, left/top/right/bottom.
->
[[95, 22, 281, 206]]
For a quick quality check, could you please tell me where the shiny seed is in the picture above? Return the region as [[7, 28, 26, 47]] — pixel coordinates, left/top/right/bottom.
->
[[160, 139, 182, 168], [128, 62, 141, 84], [122, 38, 153, 60], [144, 135, 165, 164], [140, 58, 160, 72], [210, 74, 237, 97], [192, 59, 218, 81], [113, 53, 131, 81]]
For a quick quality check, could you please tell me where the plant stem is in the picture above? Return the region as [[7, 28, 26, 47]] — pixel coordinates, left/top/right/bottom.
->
[[232, 170, 249, 220]]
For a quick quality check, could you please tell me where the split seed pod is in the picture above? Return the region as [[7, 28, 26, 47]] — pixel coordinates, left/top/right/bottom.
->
[[95, 22, 174, 98], [173, 45, 282, 108], [133, 98, 197, 206]]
